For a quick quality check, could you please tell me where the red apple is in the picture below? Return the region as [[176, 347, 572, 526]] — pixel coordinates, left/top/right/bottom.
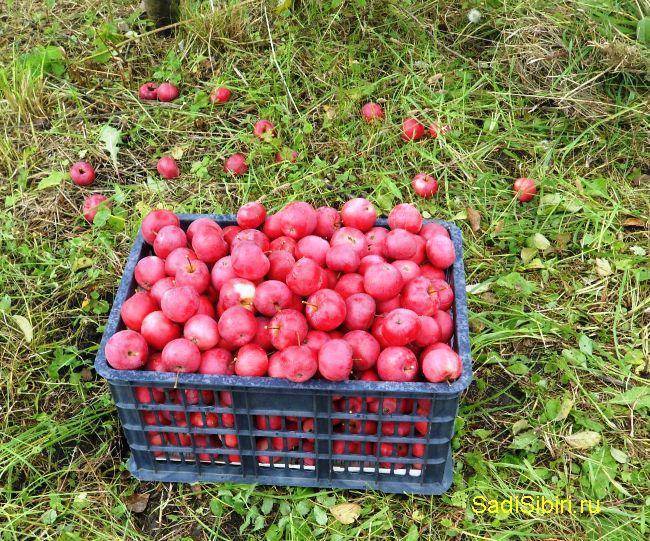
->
[[361, 102, 383, 122], [236, 202, 266, 229], [218, 277, 256, 312], [365, 227, 387, 256], [388, 203, 422, 233], [253, 119, 275, 140], [139, 82, 158, 100], [305, 289, 346, 331], [175, 258, 210, 294], [314, 206, 341, 239], [401, 117, 425, 141], [344, 330, 380, 371], [82, 194, 109, 223], [426, 234, 455, 269], [134, 256, 166, 290], [140, 311, 181, 349], [279, 202, 317, 239], [191, 227, 228, 264], [282, 345, 317, 382], [376, 346, 419, 382], [363, 263, 404, 301], [343, 291, 376, 330], [268, 309, 308, 350], [141, 210, 179, 245], [340, 197, 377, 232], [157, 82, 179, 102], [105, 330, 148, 370], [161, 285, 200, 323], [217, 306, 257, 347], [161, 338, 201, 372], [70, 161, 95, 186], [267, 250, 295, 281], [401, 276, 439, 316], [330, 227, 367, 256], [234, 343, 268, 376], [231, 242, 269, 281], [421, 343, 462, 382], [224, 153, 248, 175], [210, 86, 231, 104], [286, 257, 325, 297], [318, 339, 353, 381], [121, 291, 157, 332], [156, 156, 180, 179], [412, 173, 438, 198], [151, 277, 175, 305], [183, 314, 220, 351], [382, 308, 420, 346], [199, 348, 235, 374], [253, 280, 293, 316], [296, 235, 329, 266], [514, 177, 536, 202]]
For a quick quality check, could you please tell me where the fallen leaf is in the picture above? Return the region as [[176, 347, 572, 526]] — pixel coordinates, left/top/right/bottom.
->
[[595, 258, 612, 277], [124, 492, 149, 513], [555, 397, 574, 421], [565, 430, 601, 450], [622, 218, 646, 228], [330, 503, 361, 524], [99, 125, 121, 167], [466, 207, 481, 232], [13, 315, 33, 343], [80, 368, 93, 381], [493, 221, 504, 235], [530, 233, 551, 250], [323, 105, 337, 120], [512, 419, 529, 435], [521, 247, 537, 264], [610, 447, 628, 463], [36, 171, 66, 191]]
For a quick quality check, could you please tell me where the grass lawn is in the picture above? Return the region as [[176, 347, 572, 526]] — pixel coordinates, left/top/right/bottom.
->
[[1, 0, 648, 539]]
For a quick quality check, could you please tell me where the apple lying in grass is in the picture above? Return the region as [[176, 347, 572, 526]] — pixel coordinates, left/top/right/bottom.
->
[[224, 153, 248, 175], [157, 156, 180, 179], [70, 161, 95, 186], [361, 102, 383, 122], [139, 82, 158, 100], [82, 194, 109, 223], [210, 86, 231, 104], [412, 173, 438, 198], [157, 82, 179, 102], [514, 177, 536, 202]]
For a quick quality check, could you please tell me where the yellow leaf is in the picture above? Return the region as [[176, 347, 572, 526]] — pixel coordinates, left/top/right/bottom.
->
[[13, 315, 33, 343], [565, 430, 601, 450], [330, 503, 361, 524]]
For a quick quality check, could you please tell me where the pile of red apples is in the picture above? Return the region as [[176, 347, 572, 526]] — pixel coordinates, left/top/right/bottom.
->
[[105, 198, 461, 385], [103, 197, 464, 465]]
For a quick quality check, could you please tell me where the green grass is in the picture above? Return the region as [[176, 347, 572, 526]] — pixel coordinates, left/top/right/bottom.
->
[[1, 0, 648, 539]]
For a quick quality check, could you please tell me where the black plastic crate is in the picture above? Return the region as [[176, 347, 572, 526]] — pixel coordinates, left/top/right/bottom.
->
[[94, 214, 472, 494]]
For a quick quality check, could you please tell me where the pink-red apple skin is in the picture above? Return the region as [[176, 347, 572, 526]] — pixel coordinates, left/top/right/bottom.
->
[[70, 161, 95, 186], [105, 330, 148, 370]]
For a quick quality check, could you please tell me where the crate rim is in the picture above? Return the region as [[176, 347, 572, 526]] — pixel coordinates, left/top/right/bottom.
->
[[94, 213, 472, 396]]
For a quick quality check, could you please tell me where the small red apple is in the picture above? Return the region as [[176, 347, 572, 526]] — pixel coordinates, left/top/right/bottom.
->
[[411, 173, 438, 198], [401, 118, 425, 141], [157, 82, 179, 102], [156, 156, 180, 179], [105, 330, 148, 370], [253, 119, 275, 140], [514, 177, 536, 202], [139, 82, 158, 100], [70, 161, 95, 186], [210, 86, 231, 104], [224, 153, 248, 175], [82, 194, 109, 223], [361, 102, 383, 122]]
